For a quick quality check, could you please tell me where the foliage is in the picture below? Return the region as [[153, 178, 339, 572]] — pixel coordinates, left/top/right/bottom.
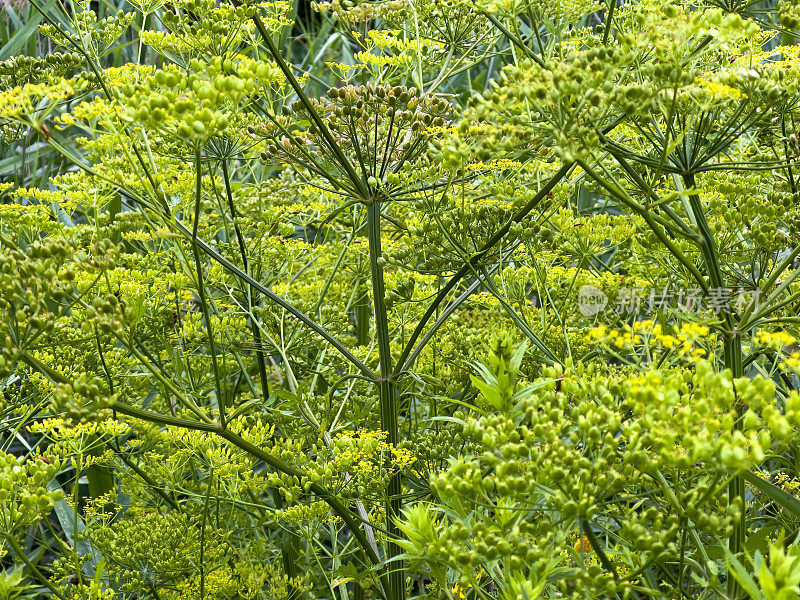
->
[[3, 0, 800, 598]]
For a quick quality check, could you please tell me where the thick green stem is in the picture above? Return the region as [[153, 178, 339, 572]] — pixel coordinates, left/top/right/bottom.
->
[[682, 174, 725, 291], [355, 282, 371, 346], [366, 200, 404, 600]]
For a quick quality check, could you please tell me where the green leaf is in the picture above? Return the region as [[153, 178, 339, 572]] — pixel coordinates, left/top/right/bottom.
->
[[0, 0, 57, 60], [0, 149, 45, 176], [509, 340, 528, 373], [724, 548, 764, 600]]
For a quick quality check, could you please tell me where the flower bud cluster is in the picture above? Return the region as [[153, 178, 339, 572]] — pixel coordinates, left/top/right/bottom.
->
[[480, 0, 599, 21], [90, 510, 219, 592], [388, 178, 524, 275], [40, 9, 134, 50], [758, 540, 800, 599], [141, 0, 288, 56], [779, 0, 800, 29], [50, 373, 114, 425], [0, 452, 63, 535], [108, 56, 278, 148], [259, 428, 416, 503], [399, 337, 800, 597], [311, 0, 410, 24], [255, 83, 450, 199], [706, 177, 799, 250], [0, 78, 81, 129], [0, 52, 83, 87], [471, 46, 634, 163], [117, 69, 223, 142], [0, 238, 78, 377]]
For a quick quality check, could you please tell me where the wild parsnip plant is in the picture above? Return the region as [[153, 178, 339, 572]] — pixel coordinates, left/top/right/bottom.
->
[[4, 0, 800, 598]]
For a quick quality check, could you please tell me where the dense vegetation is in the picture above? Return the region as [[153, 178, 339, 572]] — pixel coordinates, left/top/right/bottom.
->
[[4, 0, 800, 598]]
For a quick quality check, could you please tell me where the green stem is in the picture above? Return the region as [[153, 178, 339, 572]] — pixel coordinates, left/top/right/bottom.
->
[[216, 427, 390, 598], [586, 157, 708, 291], [109, 400, 388, 597], [20, 353, 69, 384], [603, 0, 616, 43], [192, 148, 226, 427], [110, 401, 223, 431], [580, 518, 618, 582], [682, 174, 724, 291], [37, 109, 377, 384], [199, 471, 213, 599], [355, 281, 371, 346], [366, 200, 404, 600], [118, 452, 180, 510], [221, 158, 270, 402], [483, 12, 546, 67], [725, 333, 745, 597], [250, 14, 369, 200], [220, 158, 297, 598], [395, 162, 572, 376], [172, 217, 378, 381], [5, 535, 69, 600]]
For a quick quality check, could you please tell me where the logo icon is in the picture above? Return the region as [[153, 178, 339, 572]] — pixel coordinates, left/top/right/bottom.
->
[[578, 285, 608, 316]]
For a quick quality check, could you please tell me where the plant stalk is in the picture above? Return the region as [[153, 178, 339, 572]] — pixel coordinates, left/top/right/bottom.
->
[[193, 148, 226, 427], [221, 158, 270, 401], [366, 200, 404, 600]]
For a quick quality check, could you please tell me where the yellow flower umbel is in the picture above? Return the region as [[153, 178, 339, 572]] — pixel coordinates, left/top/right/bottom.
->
[[694, 76, 744, 100]]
